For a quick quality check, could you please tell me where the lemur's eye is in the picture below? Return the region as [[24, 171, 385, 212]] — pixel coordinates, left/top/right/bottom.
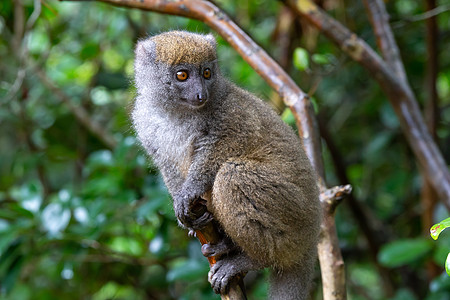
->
[[176, 70, 189, 81], [203, 68, 211, 79]]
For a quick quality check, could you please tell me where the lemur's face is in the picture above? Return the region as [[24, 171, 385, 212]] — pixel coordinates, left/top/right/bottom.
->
[[134, 31, 218, 110], [167, 63, 217, 108]]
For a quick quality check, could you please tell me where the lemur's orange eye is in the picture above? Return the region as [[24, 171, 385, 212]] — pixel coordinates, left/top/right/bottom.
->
[[176, 70, 188, 81], [203, 68, 211, 79]]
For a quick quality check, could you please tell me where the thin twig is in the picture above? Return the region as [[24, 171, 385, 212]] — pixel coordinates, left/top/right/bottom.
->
[[393, 4, 450, 26]]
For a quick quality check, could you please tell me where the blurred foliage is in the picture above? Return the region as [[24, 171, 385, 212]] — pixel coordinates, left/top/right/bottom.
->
[[0, 0, 450, 299]]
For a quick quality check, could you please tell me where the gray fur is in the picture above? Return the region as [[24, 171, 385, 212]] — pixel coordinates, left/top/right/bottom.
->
[[132, 31, 321, 299]]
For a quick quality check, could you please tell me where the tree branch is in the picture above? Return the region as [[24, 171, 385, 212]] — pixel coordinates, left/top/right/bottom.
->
[[284, 0, 450, 210], [395, 4, 450, 24], [363, 0, 407, 82], [318, 184, 351, 300]]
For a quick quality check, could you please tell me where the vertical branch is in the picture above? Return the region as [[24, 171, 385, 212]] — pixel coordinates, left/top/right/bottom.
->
[[318, 186, 350, 300], [12, 0, 25, 52], [318, 115, 396, 296]]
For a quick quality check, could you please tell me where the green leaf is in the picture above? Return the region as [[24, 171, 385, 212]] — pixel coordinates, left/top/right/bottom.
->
[[310, 96, 319, 114], [293, 47, 309, 71], [431, 217, 450, 240], [311, 53, 330, 65], [166, 259, 209, 282], [0, 230, 17, 256], [80, 42, 100, 60], [378, 238, 433, 267], [281, 108, 296, 126], [92, 282, 141, 300], [390, 288, 417, 300], [0, 255, 25, 294], [109, 237, 143, 256]]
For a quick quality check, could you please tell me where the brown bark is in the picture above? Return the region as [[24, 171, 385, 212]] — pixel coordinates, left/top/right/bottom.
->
[[318, 185, 351, 300]]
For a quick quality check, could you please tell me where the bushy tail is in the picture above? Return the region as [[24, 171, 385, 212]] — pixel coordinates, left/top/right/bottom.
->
[[269, 256, 315, 300]]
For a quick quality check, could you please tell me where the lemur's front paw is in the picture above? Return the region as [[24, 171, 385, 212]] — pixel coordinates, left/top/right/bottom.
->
[[190, 210, 213, 230], [208, 257, 241, 294], [174, 190, 212, 230], [173, 192, 192, 226]]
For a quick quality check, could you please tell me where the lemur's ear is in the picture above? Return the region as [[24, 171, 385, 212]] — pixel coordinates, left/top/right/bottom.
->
[[204, 33, 217, 49], [135, 38, 157, 63]]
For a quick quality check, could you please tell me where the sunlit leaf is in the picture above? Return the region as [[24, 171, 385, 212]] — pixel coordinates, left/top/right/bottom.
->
[[109, 237, 143, 256], [28, 31, 50, 54], [437, 72, 450, 102], [41, 203, 71, 236], [293, 47, 309, 71], [10, 182, 43, 214], [149, 234, 165, 255], [430, 217, 450, 240], [92, 282, 142, 300], [103, 48, 125, 72]]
